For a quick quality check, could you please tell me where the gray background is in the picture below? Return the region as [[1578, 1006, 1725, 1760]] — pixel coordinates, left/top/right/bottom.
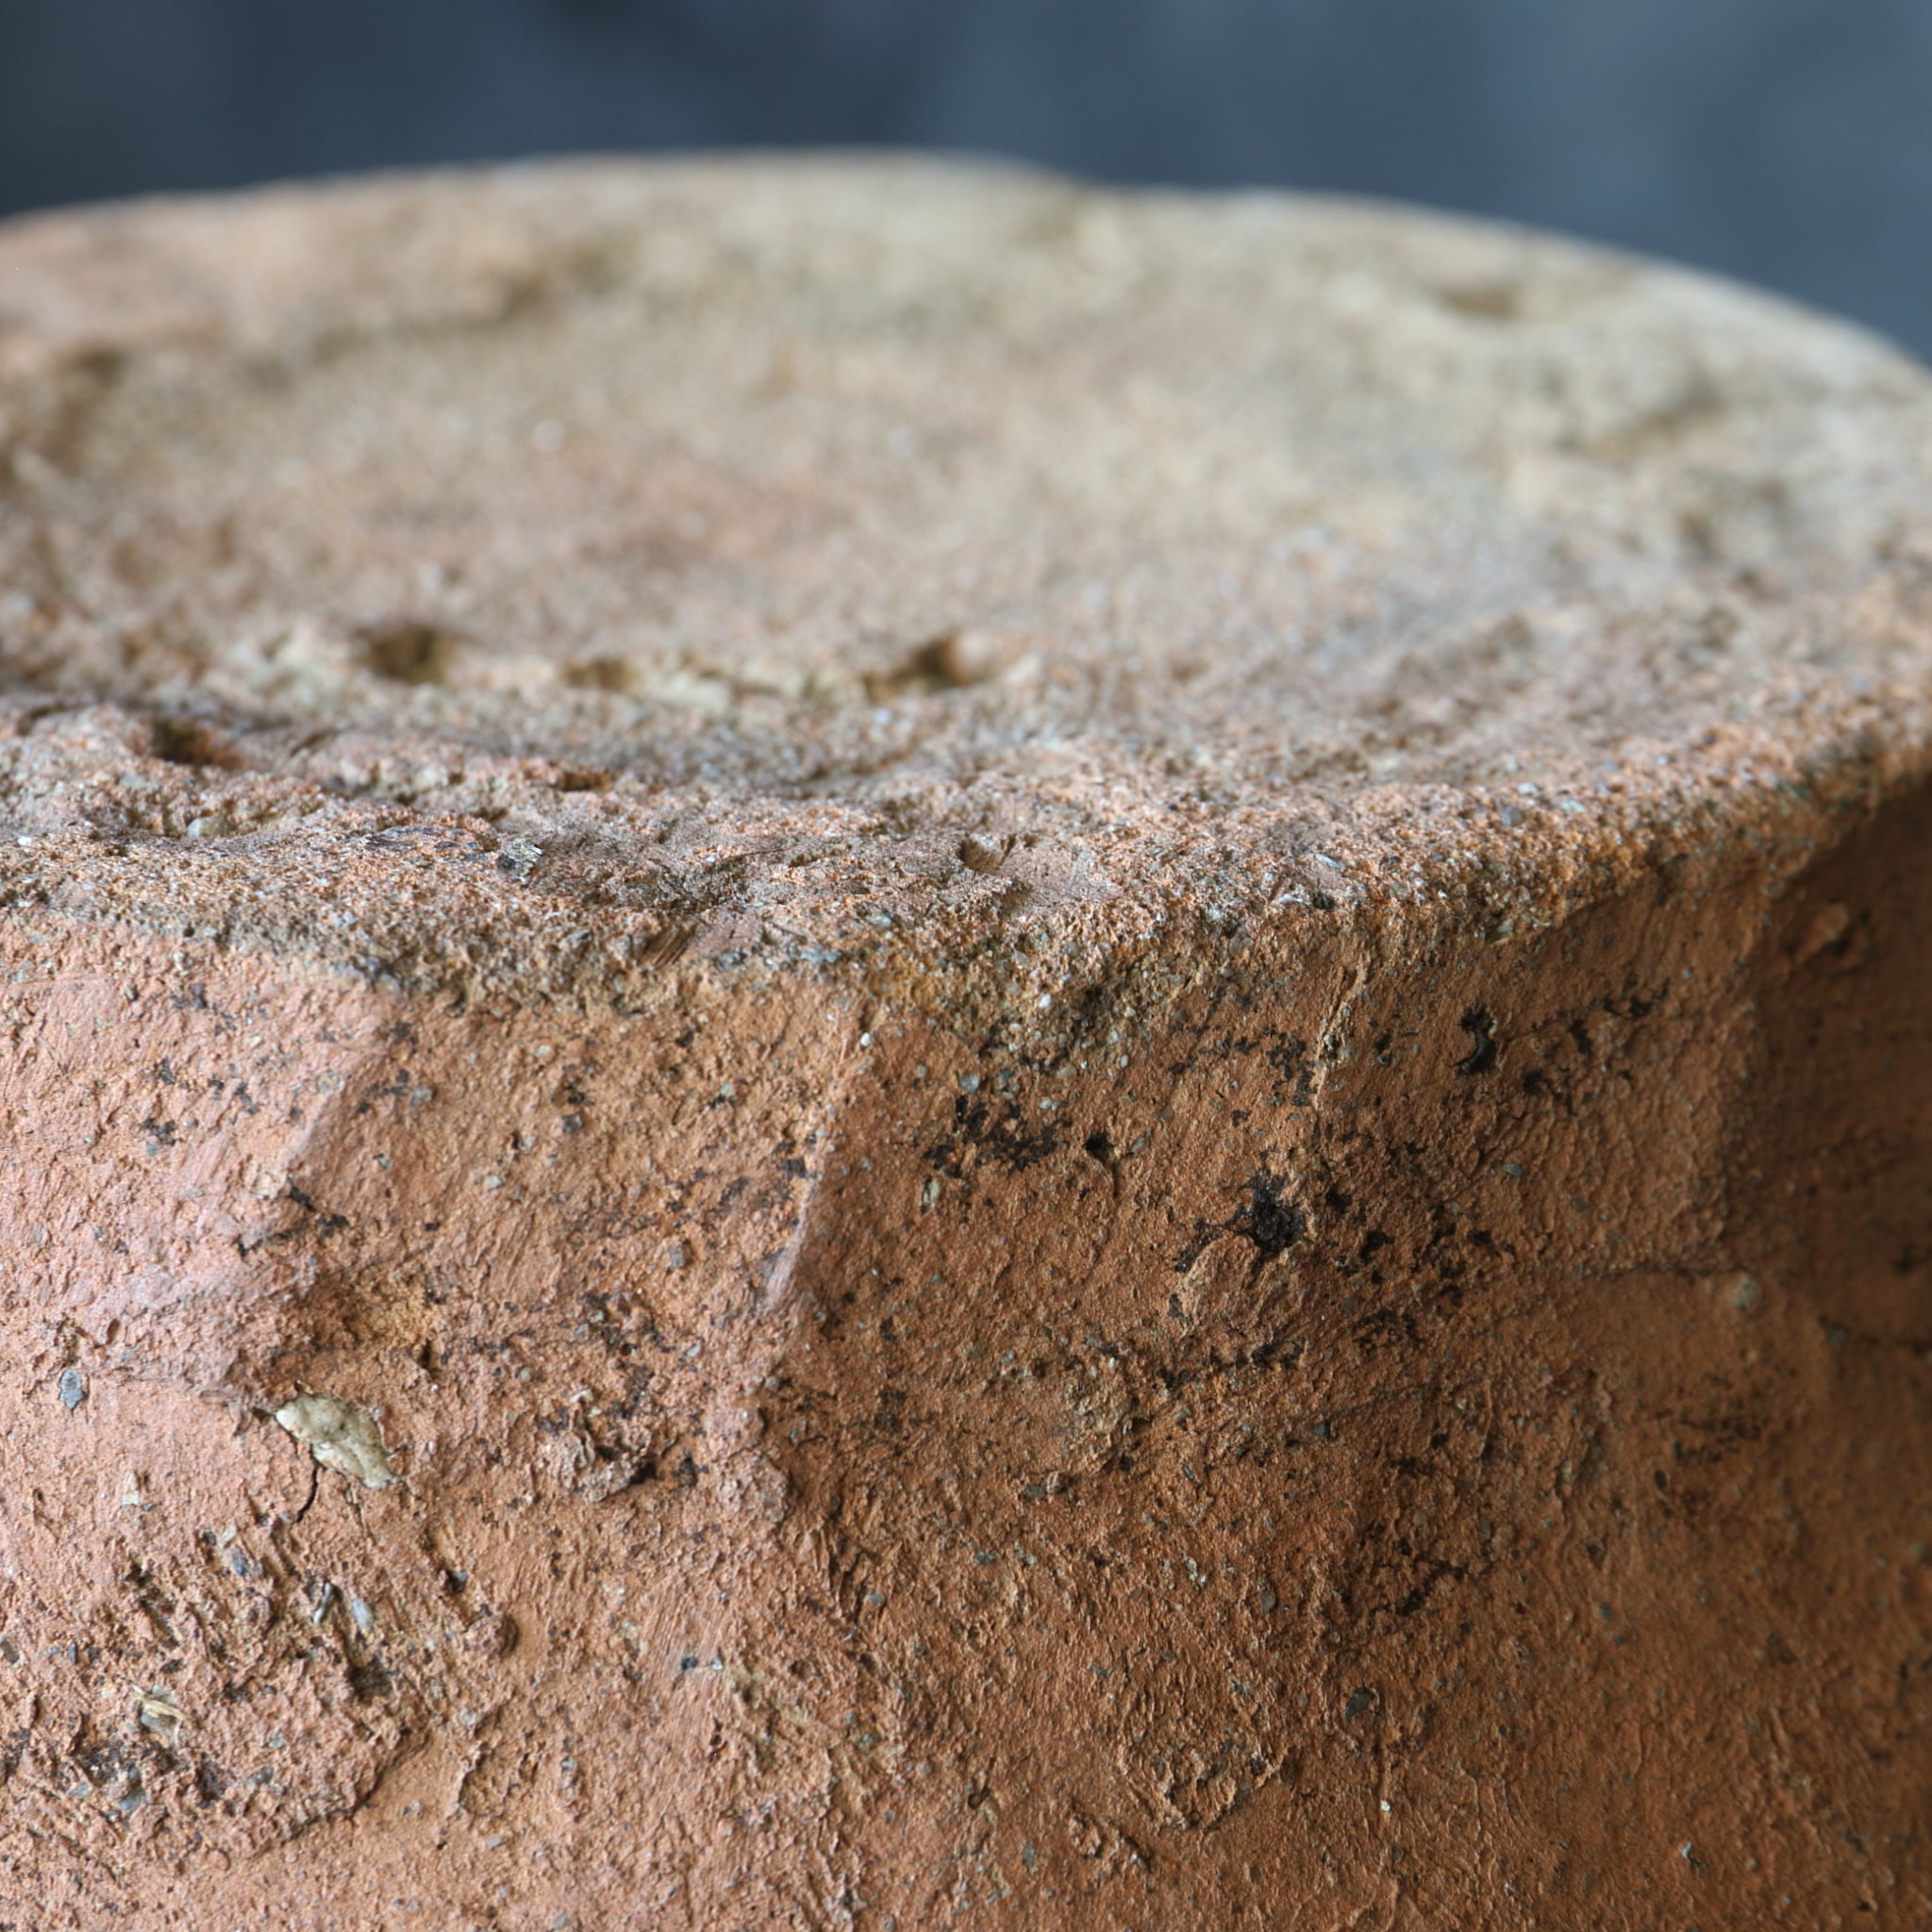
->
[[2, 0, 1927, 355]]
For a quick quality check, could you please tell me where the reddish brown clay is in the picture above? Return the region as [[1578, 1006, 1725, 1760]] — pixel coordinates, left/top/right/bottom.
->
[[0, 159, 1929, 1929]]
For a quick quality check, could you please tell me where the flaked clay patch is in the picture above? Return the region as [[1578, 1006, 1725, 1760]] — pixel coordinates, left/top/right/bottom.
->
[[274, 1393, 399, 1490]]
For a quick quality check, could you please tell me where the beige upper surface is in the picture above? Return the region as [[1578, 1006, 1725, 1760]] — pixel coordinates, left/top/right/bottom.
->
[[1, 158, 1930, 998]]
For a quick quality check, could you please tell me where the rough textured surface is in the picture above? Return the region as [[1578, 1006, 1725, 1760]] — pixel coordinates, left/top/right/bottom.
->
[[0, 158, 1929, 1928]]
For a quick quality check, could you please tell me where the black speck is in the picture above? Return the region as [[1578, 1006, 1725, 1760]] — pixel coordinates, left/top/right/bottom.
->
[[347, 1658, 393, 1702], [1456, 1008, 1497, 1076], [1240, 1174, 1306, 1255]]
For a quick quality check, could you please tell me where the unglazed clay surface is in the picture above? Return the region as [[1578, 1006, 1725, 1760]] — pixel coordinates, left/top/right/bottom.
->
[[0, 159, 1928, 1928]]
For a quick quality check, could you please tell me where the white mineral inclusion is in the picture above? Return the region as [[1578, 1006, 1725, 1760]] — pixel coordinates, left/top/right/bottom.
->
[[274, 1393, 399, 1490]]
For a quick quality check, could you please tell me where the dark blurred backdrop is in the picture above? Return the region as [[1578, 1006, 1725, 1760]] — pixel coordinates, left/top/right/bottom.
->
[[3, 0, 1928, 354]]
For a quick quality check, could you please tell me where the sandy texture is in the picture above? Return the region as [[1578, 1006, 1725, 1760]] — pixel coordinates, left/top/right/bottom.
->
[[0, 158, 1929, 1928]]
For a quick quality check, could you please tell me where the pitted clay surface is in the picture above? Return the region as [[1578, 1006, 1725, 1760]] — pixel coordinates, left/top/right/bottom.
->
[[2, 159, 1931, 996]]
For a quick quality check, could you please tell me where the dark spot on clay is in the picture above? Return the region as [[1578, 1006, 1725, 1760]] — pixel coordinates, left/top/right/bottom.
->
[[1083, 1129, 1113, 1164], [1457, 1008, 1497, 1075], [868, 630, 1006, 699], [1246, 1337, 1304, 1368], [1264, 1034, 1307, 1075], [1432, 277, 1524, 321], [348, 1658, 394, 1702], [355, 616, 458, 685], [926, 1094, 1061, 1174], [1344, 1687, 1376, 1718], [149, 714, 245, 769], [1604, 991, 1658, 1020], [1238, 1174, 1305, 1255], [1352, 1307, 1417, 1354], [1394, 1555, 1467, 1616], [560, 654, 637, 692], [70, 1723, 134, 1789], [957, 835, 1006, 874]]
